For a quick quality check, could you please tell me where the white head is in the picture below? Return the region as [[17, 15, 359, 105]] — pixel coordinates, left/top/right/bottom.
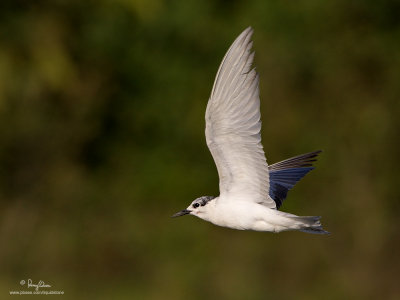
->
[[172, 196, 216, 220]]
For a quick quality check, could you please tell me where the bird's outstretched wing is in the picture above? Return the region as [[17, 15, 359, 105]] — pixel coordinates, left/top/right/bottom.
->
[[268, 150, 321, 209], [205, 27, 276, 209]]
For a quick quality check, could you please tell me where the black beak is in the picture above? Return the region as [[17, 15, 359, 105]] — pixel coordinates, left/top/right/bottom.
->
[[171, 209, 191, 218]]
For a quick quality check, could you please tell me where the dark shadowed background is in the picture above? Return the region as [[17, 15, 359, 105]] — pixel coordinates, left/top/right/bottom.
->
[[1, 0, 399, 299]]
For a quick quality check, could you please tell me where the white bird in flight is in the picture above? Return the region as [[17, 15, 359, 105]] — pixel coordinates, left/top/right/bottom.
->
[[172, 27, 329, 234]]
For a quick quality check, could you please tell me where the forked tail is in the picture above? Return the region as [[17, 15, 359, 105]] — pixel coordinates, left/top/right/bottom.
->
[[292, 216, 330, 235]]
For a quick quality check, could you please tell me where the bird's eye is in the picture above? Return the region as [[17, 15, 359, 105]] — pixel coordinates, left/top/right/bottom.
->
[[193, 203, 200, 208]]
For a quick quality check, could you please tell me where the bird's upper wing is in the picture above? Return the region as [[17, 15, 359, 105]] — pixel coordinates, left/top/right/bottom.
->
[[205, 27, 276, 209]]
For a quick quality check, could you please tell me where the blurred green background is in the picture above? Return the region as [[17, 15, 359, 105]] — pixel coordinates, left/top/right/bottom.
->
[[1, 0, 399, 299]]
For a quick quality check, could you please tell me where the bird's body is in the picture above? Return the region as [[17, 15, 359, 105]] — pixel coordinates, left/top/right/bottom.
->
[[172, 27, 329, 234], [196, 197, 293, 232], [183, 194, 326, 234]]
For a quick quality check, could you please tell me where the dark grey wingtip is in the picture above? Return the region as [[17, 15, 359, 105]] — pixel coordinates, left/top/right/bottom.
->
[[268, 150, 323, 171]]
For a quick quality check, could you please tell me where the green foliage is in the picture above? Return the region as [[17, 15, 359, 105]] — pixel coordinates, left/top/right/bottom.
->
[[0, 0, 399, 299]]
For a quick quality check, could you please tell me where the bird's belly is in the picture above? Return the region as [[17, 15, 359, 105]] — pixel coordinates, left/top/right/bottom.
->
[[208, 202, 268, 230], [208, 201, 290, 232]]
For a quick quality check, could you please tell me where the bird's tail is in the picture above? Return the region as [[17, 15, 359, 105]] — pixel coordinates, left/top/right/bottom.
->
[[291, 216, 330, 235]]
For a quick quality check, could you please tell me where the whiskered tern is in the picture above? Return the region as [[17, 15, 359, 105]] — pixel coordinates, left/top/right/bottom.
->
[[172, 27, 329, 234]]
